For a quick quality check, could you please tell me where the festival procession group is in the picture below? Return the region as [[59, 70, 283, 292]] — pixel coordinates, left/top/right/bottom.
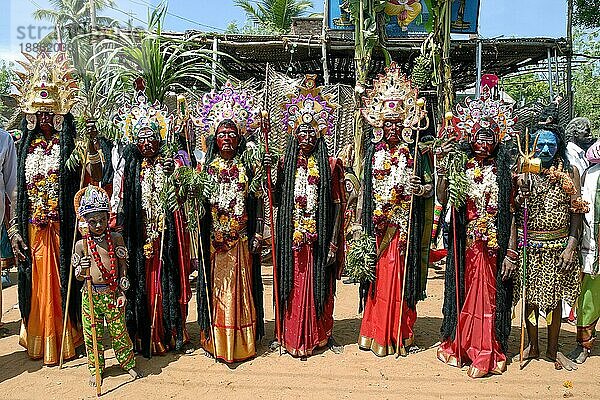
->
[[0, 49, 599, 390]]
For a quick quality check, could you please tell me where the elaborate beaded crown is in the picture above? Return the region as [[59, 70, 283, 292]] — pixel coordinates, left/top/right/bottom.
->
[[361, 62, 426, 143], [13, 52, 78, 115], [75, 185, 111, 218], [282, 75, 336, 137], [191, 80, 260, 135], [452, 85, 517, 142], [114, 79, 171, 143]]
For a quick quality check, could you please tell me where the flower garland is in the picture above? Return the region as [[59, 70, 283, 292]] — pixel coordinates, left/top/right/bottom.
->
[[292, 154, 320, 250], [25, 135, 60, 226], [140, 158, 166, 258], [372, 142, 413, 239], [86, 231, 118, 291], [207, 155, 248, 251], [465, 158, 499, 251]]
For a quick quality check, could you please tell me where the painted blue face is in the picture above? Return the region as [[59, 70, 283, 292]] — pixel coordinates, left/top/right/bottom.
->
[[532, 130, 558, 166]]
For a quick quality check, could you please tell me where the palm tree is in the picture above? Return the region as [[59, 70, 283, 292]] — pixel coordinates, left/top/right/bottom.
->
[[33, 0, 116, 44], [233, 0, 314, 34], [94, 2, 223, 105]]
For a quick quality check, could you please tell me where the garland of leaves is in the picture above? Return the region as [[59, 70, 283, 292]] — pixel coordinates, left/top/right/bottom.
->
[[446, 149, 470, 208], [345, 232, 376, 283]]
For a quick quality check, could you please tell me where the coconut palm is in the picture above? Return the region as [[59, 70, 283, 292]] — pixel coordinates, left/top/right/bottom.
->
[[94, 2, 224, 105], [33, 0, 116, 44], [233, 0, 314, 34]]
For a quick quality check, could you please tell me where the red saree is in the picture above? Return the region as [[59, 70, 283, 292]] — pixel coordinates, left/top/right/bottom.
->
[[359, 231, 417, 356], [282, 244, 335, 357], [437, 200, 507, 378]]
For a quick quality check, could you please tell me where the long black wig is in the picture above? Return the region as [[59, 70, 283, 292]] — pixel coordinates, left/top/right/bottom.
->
[[16, 113, 82, 328], [196, 130, 265, 341], [439, 139, 514, 353], [275, 136, 335, 321], [358, 135, 434, 313], [119, 142, 185, 357]]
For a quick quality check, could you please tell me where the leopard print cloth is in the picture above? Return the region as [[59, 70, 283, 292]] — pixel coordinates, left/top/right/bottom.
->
[[514, 173, 580, 312]]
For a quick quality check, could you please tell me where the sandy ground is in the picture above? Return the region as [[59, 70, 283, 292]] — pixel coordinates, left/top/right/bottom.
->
[[0, 263, 598, 400]]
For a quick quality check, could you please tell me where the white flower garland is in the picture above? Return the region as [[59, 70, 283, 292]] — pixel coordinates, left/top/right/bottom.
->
[[372, 144, 413, 230], [25, 137, 61, 225], [141, 160, 166, 249], [465, 158, 499, 249], [207, 155, 248, 247], [292, 154, 319, 248]]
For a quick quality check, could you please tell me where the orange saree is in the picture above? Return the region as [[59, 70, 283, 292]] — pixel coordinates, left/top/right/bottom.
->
[[19, 222, 82, 365]]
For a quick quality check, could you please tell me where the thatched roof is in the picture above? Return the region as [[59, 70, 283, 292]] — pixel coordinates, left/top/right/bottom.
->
[[167, 29, 568, 91]]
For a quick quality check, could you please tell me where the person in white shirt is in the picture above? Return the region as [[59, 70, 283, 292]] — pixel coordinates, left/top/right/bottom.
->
[[569, 131, 600, 364], [0, 128, 17, 328]]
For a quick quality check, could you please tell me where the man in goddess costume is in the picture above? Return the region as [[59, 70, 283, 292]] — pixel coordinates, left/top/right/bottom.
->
[[8, 52, 102, 364], [116, 84, 190, 356], [436, 86, 517, 377], [357, 62, 434, 356], [72, 186, 142, 385], [272, 75, 346, 357], [193, 81, 265, 363], [569, 136, 600, 364], [514, 123, 586, 371]]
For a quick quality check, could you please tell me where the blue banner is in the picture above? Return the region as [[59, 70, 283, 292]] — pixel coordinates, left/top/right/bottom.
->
[[327, 0, 480, 35]]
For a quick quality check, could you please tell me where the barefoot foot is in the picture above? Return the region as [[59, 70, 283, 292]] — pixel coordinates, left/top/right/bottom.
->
[[89, 374, 103, 387], [327, 337, 344, 355], [514, 344, 539, 362], [127, 368, 144, 380], [554, 352, 578, 371], [567, 344, 590, 364]]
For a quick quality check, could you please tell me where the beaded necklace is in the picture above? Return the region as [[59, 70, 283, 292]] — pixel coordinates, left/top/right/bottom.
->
[[86, 231, 118, 291]]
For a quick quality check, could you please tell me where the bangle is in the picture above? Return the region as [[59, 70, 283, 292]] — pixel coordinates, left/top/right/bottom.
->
[[506, 248, 519, 259], [505, 257, 517, 266], [7, 224, 19, 239], [88, 152, 101, 164], [416, 185, 426, 196]]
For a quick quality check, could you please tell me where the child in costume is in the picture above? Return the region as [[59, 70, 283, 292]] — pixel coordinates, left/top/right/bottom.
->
[[72, 185, 142, 386]]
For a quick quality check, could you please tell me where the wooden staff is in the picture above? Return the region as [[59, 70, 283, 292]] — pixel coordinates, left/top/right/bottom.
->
[[451, 205, 462, 366], [261, 110, 282, 354], [60, 140, 91, 368], [178, 98, 218, 362], [516, 128, 538, 369], [149, 219, 166, 359], [82, 225, 102, 396], [395, 99, 428, 358]]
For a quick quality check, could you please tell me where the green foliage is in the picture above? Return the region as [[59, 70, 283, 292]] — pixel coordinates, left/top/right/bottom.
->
[[345, 232, 376, 283], [446, 149, 469, 208], [233, 0, 313, 34], [0, 62, 15, 129], [172, 166, 211, 231], [573, 30, 600, 135], [574, 0, 600, 28], [503, 73, 550, 105]]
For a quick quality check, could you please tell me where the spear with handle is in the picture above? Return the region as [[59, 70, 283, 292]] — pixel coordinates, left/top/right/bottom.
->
[[516, 128, 539, 369], [260, 110, 283, 355], [395, 98, 429, 358]]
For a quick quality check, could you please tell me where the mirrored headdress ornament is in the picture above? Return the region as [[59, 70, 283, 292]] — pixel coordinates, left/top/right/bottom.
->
[[281, 74, 336, 138], [361, 62, 427, 143], [13, 52, 79, 131], [191, 80, 260, 136], [114, 78, 171, 143], [452, 85, 517, 142]]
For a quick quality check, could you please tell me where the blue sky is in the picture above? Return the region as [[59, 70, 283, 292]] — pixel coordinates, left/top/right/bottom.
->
[[1, 0, 568, 62]]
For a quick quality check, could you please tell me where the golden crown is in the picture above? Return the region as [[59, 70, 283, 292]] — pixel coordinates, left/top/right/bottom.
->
[[13, 52, 78, 115], [361, 62, 426, 142]]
